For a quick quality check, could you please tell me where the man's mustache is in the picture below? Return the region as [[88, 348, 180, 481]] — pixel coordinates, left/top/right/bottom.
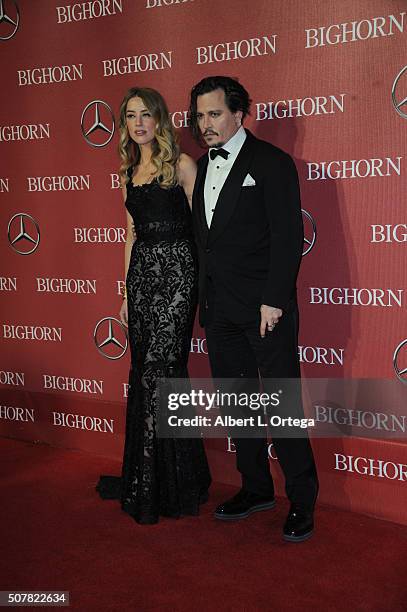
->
[[204, 130, 218, 136]]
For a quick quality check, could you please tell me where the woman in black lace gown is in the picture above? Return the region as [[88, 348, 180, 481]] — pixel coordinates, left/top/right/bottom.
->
[[97, 87, 211, 524]]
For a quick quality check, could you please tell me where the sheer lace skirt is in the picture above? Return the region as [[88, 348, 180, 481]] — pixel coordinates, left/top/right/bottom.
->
[[97, 238, 211, 524]]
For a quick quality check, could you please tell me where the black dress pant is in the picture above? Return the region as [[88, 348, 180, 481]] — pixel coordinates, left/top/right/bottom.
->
[[204, 284, 318, 509]]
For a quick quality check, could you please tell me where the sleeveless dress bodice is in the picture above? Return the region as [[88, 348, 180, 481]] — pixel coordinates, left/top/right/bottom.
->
[[125, 176, 194, 244]]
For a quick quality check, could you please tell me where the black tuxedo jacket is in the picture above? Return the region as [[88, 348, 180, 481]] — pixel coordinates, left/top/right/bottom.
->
[[192, 129, 303, 326]]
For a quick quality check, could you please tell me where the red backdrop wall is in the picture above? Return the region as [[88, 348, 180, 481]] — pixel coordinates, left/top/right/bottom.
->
[[1, 0, 406, 524]]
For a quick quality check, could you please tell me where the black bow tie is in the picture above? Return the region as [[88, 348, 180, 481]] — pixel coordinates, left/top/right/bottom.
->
[[209, 148, 229, 161]]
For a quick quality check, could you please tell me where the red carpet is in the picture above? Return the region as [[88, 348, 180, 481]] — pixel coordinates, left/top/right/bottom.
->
[[1, 437, 406, 611]]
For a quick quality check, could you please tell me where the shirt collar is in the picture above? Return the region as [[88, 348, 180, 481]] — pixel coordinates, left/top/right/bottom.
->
[[208, 126, 246, 161]]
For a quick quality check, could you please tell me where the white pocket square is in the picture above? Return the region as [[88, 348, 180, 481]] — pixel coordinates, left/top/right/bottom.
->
[[242, 173, 256, 187]]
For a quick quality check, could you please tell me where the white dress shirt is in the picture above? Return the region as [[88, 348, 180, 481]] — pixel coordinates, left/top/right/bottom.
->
[[204, 126, 247, 228]]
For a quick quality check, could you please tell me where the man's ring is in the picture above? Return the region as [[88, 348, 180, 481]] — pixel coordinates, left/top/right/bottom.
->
[[268, 323, 275, 330]]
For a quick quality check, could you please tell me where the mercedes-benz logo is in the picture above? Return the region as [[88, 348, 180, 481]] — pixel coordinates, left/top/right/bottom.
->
[[0, 0, 19, 41], [81, 100, 115, 147], [94, 317, 128, 360], [302, 209, 317, 256], [392, 66, 407, 119], [7, 213, 40, 255], [393, 339, 407, 384]]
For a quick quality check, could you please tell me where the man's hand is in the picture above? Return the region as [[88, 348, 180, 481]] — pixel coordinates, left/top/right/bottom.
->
[[260, 304, 282, 338]]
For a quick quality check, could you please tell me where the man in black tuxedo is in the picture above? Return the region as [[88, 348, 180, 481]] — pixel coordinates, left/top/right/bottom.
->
[[189, 76, 318, 542]]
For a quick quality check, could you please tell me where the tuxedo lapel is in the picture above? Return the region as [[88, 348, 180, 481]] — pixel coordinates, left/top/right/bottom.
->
[[207, 131, 256, 247], [193, 155, 209, 248]]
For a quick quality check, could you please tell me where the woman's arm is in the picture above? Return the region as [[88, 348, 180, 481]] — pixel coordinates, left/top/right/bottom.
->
[[124, 210, 136, 282], [177, 153, 197, 209], [119, 179, 136, 327]]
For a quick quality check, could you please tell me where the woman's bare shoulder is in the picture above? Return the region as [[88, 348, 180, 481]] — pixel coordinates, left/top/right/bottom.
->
[[177, 153, 197, 181], [178, 153, 196, 170]]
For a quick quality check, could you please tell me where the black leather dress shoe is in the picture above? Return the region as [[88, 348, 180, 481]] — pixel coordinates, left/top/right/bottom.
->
[[215, 489, 276, 520], [283, 503, 314, 542]]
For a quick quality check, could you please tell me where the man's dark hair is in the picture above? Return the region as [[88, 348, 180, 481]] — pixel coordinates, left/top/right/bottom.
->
[[189, 76, 251, 143]]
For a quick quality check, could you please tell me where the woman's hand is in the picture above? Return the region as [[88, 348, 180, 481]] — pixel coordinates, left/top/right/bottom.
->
[[119, 298, 128, 328]]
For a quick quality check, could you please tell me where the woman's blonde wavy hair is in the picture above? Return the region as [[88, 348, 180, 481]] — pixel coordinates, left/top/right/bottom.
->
[[118, 87, 179, 188]]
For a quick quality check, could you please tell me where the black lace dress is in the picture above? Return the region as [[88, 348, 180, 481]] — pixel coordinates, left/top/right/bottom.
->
[[97, 170, 211, 524]]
